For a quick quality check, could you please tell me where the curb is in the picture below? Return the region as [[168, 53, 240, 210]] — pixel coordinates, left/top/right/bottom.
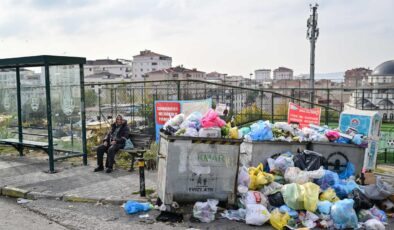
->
[[0, 185, 151, 205]]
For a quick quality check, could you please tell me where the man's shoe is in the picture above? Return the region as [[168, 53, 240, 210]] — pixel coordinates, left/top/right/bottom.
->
[[94, 167, 104, 172], [105, 168, 113, 173]]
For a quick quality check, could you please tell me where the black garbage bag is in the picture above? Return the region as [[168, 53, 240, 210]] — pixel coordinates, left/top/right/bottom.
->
[[268, 191, 285, 207], [349, 188, 374, 211], [293, 150, 326, 171], [156, 211, 183, 223]]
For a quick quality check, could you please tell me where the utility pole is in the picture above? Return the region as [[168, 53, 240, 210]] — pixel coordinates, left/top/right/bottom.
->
[[307, 3, 319, 108]]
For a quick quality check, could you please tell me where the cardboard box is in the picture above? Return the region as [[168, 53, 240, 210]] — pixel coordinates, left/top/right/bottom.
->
[[363, 172, 376, 185]]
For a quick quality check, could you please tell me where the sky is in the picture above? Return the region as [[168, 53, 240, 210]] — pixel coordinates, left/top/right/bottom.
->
[[0, 0, 393, 77]]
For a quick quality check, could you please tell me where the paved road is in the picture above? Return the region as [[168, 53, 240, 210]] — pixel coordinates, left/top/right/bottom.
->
[[0, 197, 67, 230]]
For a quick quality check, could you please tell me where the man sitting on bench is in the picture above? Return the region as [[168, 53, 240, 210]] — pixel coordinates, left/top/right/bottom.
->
[[94, 115, 130, 173]]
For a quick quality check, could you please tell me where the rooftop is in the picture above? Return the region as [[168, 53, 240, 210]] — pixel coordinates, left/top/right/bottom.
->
[[148, 66, 204, 74], [133, 50, 171, 59], [86, 59, 124, 66]]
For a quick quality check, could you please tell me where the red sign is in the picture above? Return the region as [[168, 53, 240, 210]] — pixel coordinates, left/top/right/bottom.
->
[[287, 102, 321, 128], [155, 102, 181, 125]]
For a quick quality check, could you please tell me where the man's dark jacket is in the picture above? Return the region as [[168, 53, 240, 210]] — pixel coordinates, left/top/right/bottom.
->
[[104, 120, 130, 146]]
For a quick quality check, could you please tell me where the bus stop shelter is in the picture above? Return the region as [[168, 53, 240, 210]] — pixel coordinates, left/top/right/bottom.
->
[[0, 55, 87, 173]]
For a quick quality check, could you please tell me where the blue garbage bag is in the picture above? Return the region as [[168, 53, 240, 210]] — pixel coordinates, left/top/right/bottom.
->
[[330, 199, 358, 229], [123, 200, 151, 214], [335, 137, 351, 144], [279, 205, 298, 218], [246, 121, 273, 141], [315, 170, 340, 190], [352, 134, 364, 146], [338, 162, 355, 180], [317, 201, 332, 215], [332, 180, 359, 199]]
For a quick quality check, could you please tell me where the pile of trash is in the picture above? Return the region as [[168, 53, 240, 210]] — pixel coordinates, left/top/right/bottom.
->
[[197, 150, 394, 229], [161, 109, 228, 138], [161, 112, 368, 147]]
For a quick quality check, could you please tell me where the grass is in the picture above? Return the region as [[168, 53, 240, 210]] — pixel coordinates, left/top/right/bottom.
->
[[131, 188, 155, 196]]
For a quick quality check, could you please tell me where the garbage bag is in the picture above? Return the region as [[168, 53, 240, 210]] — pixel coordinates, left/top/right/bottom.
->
[[260, 181, 283, 196], [320, 188, 340, 203], [272, 155, 294, 174], [364, 218, 386, 230], [221, 208, 246, 221], [293, 150, 326, 171], [361, 176, 394, 200], [349, 188, 374, 211], [330, 199, 358, 229], [183, 127, 198, 137], [279, 205, 298, 218], [243, 191, 268, 207], [332, 180, 359, 199], [315, 170, 340, 190], [163, 114, 184, 129], [325, 130, 340, 142], [221, 122, 231, 137], [248, 163, 274, 190], [238, 127, 251, 138], [317, 201, 333, 215], [284, 166, 324, 184], [267, 191, 285, 207], [336, 136, 351, 144], [201, 109, 226, 128], [299, 211, 320, 228], [370, 206, 388, 223], [358, 209, 376, 222], [229, 127, 239, 139], [270, 208, 290, 230], [238, 166, 250, 188], [123, 200, 152, 214], [338, 162, 355, 180], [193, 199, 219, 223], [281, 182, 320, 212], [245, 204, 271, 226], [244, 120, 273, 141]]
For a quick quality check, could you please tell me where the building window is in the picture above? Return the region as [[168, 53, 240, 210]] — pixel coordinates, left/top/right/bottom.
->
[[383, 113, 387, 121], [152, 62, 157, 65], [120, 68, 122, 70], [89, 68, 92, 71], [140, 69, 143, 72], [390, 113, 394, 120], [103, 67, 105, 70]]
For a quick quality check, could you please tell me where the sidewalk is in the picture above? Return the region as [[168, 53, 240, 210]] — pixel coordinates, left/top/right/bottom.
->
[[0, 155, 156, 204]]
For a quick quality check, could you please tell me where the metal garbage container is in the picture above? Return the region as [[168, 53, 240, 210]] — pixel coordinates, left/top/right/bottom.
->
[[240, 140, 308, 167], [310, 142, 366, 175], [157, 133, 242, 205]]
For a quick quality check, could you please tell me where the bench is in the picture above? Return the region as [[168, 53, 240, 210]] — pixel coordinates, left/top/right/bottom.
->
[[122, 133, 152, 171], [92, 132, 153, 171], [0, 138, 50, 156]]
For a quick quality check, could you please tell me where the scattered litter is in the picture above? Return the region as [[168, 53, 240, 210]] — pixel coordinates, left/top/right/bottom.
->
[[156, 211, 183, 223], [123, 200, 152, 214], [364, 218, 386, 230], [221, 208, 246, 221], [192, 199, 218, 223], [245, 204, 270, 226], [138, 214, 149, 218], [17, 198, 32, 204]]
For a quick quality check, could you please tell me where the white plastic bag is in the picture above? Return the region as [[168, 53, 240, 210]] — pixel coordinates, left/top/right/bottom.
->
[[364, 219, 385, 230], [193, 199, 219, 223], [260, 181, 283, 196], [243, 191, 268, 207], [284, 167, 325, 184], [245, 204, 270, 226]]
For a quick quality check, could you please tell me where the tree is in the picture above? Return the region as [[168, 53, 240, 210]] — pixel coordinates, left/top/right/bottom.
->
[[85, 89, 98, 108]]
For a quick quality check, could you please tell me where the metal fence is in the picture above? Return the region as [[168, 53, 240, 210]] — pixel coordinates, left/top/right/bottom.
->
[[83, 79, 394, 163], [84, 80, 344, 131]]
